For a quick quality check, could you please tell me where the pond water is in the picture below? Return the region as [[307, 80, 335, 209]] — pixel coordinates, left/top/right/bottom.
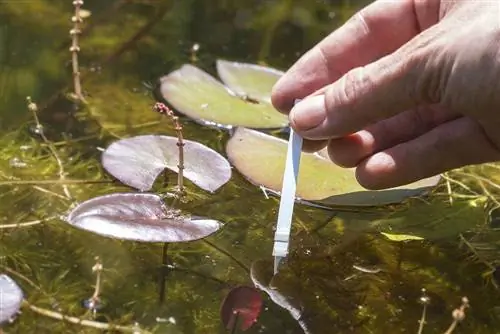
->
[[2, 1, 500, 333]]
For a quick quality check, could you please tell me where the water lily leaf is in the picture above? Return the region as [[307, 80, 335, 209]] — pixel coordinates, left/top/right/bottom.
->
[[380, 232, 424, 242], [226, 128, 441, 206], [0, 274, 23, 325], [220, 286, 263, 331], [102, 135, 231, 192], [66, 193, 222, 242], [159, 64, 288, 129], [216, 59, 283, 103]]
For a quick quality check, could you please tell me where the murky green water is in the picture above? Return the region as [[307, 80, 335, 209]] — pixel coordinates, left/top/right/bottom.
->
[[2, 1, 500, 333]]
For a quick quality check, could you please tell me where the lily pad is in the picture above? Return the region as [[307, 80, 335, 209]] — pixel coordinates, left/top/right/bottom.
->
[[159, 63, 288, 129], [226, 128, 441, 206], [220, 286, 263, 331], [0, 274, 23, 325], [102, 135, 231, 192], [216, 59, 283, 104], [66, 193, 223, 242]]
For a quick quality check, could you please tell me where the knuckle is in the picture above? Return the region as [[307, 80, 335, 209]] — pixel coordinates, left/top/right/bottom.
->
[[335, 66, 373, 107]]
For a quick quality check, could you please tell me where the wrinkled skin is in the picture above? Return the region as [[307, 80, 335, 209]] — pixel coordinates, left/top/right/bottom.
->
[[271, 0, 500, 190]]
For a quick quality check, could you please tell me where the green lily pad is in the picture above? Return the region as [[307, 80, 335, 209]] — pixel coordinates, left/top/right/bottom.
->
[[159, 63, 288, 129], [216, 59, 283, 104], [226, 128, 441, 207]]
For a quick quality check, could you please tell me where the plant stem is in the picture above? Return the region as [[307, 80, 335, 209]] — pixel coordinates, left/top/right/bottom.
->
[[417, 303, 427, 334], [26, 97, 73, 200], [70, 0, 85, 101], [443, 297, 469, 334], [229, 311, 240, 334], [158, 242, 169, 304], [0, 216, 57, 230], [24, 301, 150, 333], [91, 257, 103, 302], [153, 103, 185, 199], [0, 179, 110, 186]]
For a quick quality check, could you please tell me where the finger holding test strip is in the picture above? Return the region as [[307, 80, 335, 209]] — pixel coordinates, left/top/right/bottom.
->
[[272, 99, 303, 275]]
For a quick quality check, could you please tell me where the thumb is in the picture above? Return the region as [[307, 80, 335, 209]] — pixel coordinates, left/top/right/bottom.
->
[[289, 27, 442, 140]]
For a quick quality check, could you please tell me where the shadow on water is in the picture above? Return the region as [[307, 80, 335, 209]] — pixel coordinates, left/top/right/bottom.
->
[[1, 0, 500, 333]]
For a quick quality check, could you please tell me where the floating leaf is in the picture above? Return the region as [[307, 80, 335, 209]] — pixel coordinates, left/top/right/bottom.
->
[[0, 274, 23, 325], [102, 135, 231, 192], [226, 128, 441, 206], [380, 232, 424, 242], [66, 193, 222, 242], [216, 59, 283, 104], [159, 64, 288, 129], [220, 286, 263, 331]]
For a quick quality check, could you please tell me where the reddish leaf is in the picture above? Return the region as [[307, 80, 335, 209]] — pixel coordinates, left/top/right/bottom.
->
[[220, 286, 263, 331], [66, 193, 222, 242], [102, 135, 231, 192]]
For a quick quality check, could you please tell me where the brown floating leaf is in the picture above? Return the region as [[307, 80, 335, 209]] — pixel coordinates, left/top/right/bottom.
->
[[220, 286, 263, 331], [102, 135, 231, 192], [66, 193, 222, 242]]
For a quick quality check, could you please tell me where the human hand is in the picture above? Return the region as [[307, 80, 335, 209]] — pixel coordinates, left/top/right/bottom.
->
[[271, 0, 500, 190]]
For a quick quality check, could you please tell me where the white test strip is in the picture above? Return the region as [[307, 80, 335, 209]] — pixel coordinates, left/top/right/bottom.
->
[[272, 125, 303, 274]]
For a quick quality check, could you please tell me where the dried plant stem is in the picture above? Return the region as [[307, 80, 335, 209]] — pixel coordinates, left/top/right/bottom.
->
[[417, 289, 430, 334], [26, 97, 73, 200], [153, 103, 185, 198], [417, 303, 427, 334], [91, 256, 103, 302], [443, 297, 469, 334], [0, 179, 110, 186], [70, 0, 85, 102], [0, 216, 57, 230], [24, 301, 151, 333]]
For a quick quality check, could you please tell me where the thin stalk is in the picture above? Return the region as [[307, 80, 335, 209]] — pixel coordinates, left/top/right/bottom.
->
[[417, 303, 427, 334], [0, 179, 110, 186], [158, 243, 169, 304], [91, 257, 103, 302], [25, 301, 151, 333], [0, 216, 57, 230], [228, 311, 240, 334], [70, 0, 85, 101], [417, 289, 430, 334], [26, 97, 73, 200], [443, 297, 469, 334], [153, 103, 185, 199]]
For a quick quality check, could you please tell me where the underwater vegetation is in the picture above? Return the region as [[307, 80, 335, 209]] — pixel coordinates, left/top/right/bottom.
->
[[3, 0, 500, 333]]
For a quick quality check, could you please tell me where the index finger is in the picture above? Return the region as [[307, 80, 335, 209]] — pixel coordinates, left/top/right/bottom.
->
[[271, 0, 440, 114]]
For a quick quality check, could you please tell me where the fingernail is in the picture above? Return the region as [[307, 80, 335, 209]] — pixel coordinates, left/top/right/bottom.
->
[[290, 95, 326, 131]]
